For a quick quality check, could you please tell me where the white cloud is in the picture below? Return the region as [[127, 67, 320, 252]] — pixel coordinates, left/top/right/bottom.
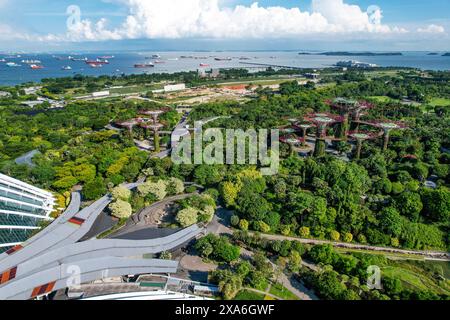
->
[[417, 24, 445, 34], [0, 23, 31, 41], [57, 0, 407, 41]]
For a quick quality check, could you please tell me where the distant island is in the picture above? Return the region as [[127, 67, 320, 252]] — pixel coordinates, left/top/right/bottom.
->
[[443, 53, 450, 57], [320, 52, 403, 56]]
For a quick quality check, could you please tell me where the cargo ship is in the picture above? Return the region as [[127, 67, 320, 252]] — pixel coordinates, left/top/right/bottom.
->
[[21, 59, 41, 64], [6, 62, 21, 67], [98, 55, 115, 59], [30, 64, 44, 70], [88, 63, 103, 68], [85, 59, 109, 66], [134, 63, 154, 68], [70, 56, 88, 62]]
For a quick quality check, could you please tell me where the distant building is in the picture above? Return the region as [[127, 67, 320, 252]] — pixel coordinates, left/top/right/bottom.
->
[[211, 69, 221, 78], [164, 83, 186, 92], [197, 68, 221, 79], [92, 90, 110, 98], [21, 100, 45, 108], [336, 60, 377, 68], [0, 173, 55, 253], [305, 73, 320, 80], [0, 91, 11, 98], [193, 285, 219, 296], [23, 86, 42, 95]]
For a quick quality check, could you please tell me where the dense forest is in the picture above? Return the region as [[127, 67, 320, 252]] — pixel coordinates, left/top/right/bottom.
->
[[0, 68, 448, 249]]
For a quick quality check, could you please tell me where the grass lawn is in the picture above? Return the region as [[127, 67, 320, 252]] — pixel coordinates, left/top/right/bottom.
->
[[429, 97, 450, 107], [382, 265, 450, 295], [234, 290, 265, 300], [250, 280, 269, 292], [369, 96, 394, 103], [269, 283, 300, 300]]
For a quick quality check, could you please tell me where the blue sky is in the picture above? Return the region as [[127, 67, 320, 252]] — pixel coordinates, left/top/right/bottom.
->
[[0, 0, 449, 51]]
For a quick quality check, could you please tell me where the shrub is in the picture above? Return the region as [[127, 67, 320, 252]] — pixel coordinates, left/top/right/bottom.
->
[[111, 185, 131, 201], [230, 215, 240, 226], [239, 219, 249, 231], [166, 177, 184, 195], [329, 230, 341, 241], [280, 225, 291, 236], [299, 226, 311, 238], [343, 233, 353, 243], [176, 207, 199, 227], [109, 200, 132, 219]]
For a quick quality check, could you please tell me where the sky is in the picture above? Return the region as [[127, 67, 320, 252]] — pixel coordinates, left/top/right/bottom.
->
[[0, 0, 449, 51]]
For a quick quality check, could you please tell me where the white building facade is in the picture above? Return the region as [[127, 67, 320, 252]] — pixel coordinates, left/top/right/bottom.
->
[[0, 173, 55, 252]]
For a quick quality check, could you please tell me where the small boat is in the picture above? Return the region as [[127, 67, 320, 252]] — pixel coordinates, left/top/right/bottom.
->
[[153, 60, 165, 64], [88, 63, 103, 68], [0, 59, 6, 62], [167, 58, 178, 61], [6, 62, 21, 67], [30, 64, 44, 70], [61, 66, 72, 70], [199, 63, 210, 67], [214, 57, 232, 61]]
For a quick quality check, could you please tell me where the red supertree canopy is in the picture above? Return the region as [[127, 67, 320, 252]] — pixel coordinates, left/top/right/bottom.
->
[[293, 122, 315, 130], [117, 118, 139, 127], [280, 135, 305, 144]]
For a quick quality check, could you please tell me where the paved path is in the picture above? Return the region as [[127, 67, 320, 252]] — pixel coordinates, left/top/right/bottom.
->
[[249, 232, 450, 261], [204, 209, 318, 300], [276, 273, 318, 300], [14, 150, 40, 167], [111, 192, 199, 237]]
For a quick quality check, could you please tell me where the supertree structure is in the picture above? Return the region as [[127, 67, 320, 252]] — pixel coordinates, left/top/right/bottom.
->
[[138, 109, 167, 153], [116, 119, 139, 135], [304, 112, 344, 157], [329, 98, 374, 139], [139, 110, 165, 124], [293, 122, 314, 147], [147, 123, 164, 153], [366, 120, 407, 151], [348, 130, 382, 159], [280, 128, 304, 155]]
